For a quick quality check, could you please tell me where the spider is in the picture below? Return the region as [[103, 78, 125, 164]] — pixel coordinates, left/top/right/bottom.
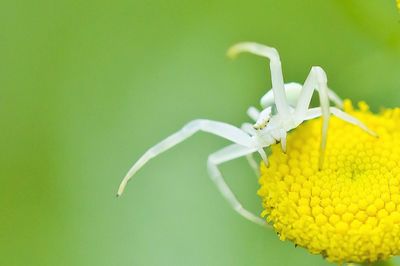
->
[[117, 42, 376, 226]]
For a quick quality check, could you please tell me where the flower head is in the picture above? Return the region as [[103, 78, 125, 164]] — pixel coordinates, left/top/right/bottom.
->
[[258, 100, 400, 263]]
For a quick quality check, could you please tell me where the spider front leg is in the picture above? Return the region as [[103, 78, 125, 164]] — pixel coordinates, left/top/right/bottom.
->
[[246, 106, 260, 122], [207, 144, 268, 226], [279, 128, 287, 153], [305, 107, 377, 137], [117, 119, 254, 196], [228, 42, 291, 117], [241, 123, 261, 176], [294, 66, 333, 168], [294, 66, 376, 168], [261, 82, 344, 109]]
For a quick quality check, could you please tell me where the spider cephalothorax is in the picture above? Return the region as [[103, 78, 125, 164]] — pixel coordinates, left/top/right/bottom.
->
[[253, 107, 272, 130]]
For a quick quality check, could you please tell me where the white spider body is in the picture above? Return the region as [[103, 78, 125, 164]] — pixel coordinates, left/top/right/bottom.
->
[[268, 115, 298, 140], [249, 132, 275, 150], [261, 83, 302, 108], [117, 42, 376, 226], [253, 107, 272, 130], [246, 107, 309, 159]]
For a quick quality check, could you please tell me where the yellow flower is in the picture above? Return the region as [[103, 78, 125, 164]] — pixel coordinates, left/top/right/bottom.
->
[[397, 0, 400, 11], [258, 100, 400, 263]]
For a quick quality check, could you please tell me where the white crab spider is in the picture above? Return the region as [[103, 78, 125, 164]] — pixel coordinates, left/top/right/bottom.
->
[[117, 42, 376, 226]]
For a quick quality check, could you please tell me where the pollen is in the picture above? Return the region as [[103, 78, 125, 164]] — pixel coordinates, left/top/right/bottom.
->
[[258, 100, 400, 263]]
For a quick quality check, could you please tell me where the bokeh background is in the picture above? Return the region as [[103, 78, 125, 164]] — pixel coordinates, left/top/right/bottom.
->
[[1, 1, 400, 265]]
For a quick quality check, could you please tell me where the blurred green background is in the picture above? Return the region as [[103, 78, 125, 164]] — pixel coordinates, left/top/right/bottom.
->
[[1, 1, 400, 265]]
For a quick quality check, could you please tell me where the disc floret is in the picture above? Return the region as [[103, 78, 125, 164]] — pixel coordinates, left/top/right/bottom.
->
[[258, 100, 400, 263]]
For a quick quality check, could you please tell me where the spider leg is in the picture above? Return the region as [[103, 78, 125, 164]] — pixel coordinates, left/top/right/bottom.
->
[[326, 89, 343, 109], [261, 82, 342, 109], [117, 119, 254, 196], [207, 144, 268, 226], [241, 123, 260, 176], [305, 107, 377, 137], [279, 128, 287, 153], [246, 153, 260, 177], [257, 148, 269, 167], [294, 67, 330, 169], [304, 107, 324, 120], [246, 106, 260, 122], [241, 120, 270, 167], [241, 122, 255, 134], [241, 123, 273, 167], [228, 42, 291, 117], [329, 108, 377, 136]]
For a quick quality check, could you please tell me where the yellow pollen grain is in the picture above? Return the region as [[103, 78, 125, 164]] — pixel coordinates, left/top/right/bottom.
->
[[258, 100, 400, 263]]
